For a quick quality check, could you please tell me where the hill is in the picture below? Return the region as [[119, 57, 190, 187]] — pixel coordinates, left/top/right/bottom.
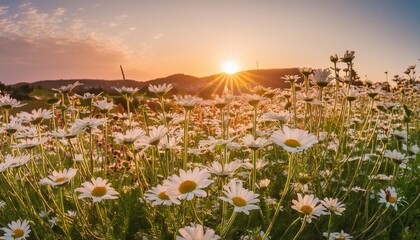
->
[[8, 68, 301, 97]]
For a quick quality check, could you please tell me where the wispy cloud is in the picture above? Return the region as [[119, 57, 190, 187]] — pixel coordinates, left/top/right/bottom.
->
[[0, 3, 147, 83], [153, 33, 163, 40], [0, 5, 8, 15]]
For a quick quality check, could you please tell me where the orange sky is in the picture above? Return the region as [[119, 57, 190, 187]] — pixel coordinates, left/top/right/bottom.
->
[[0, 0, 419, 84]]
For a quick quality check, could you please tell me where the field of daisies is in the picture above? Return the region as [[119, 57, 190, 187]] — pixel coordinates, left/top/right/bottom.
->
[[0, 51, 419, 240]]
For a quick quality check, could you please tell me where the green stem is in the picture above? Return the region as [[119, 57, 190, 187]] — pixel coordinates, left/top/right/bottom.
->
[[263, 153, 294, 239], [220, 211, 237, 238], [293, 215, 307, 240]]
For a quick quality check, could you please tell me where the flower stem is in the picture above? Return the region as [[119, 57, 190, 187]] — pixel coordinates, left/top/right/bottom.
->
[[263, 153, 294, 239], [292, 215, 307, 240], [220, 211, 237, 238]]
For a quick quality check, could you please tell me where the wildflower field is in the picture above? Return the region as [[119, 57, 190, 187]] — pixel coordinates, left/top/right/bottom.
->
[[0, 52, 419, 240]]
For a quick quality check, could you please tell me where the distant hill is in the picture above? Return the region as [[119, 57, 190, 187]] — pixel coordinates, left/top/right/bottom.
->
[[9, 68, 301, 98]]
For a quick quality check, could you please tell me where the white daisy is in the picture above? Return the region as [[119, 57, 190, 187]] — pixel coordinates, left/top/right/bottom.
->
[[323, 230, 353, 240], [4, 154, 30, 169], [175, 95, 203, 110], [52, 81, 82, 93], [384, 150, 406, 165], [219, 179, 260, 215], [73, 117, 106, 130], [0, 219, 31, 240], [148, 83, 173, 96], [39, 168, 78, 187], [242, 134, 270, 150], [320, 197, 346, 215], [164, 167, 213, 200], [378, 186, 400, 211], [271, 126, 318, 153], [75, 177, 119, 202], [291, 194, 327, 222], [113, 128, 145, 145], [137, 125, 168, 146], [19, 108, 53, 125], [207, 161, 241, 177], [145, 184, 181, 206], [176, 223, 220, 240]]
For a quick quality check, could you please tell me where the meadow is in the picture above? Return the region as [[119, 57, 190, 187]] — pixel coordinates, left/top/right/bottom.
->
[[0, 51, 419, 240]]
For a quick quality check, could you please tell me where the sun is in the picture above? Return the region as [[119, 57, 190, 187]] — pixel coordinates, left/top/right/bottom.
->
[[222, 61, 240, 74]]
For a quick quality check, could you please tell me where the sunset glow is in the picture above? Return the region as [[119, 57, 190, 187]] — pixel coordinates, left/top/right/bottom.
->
[[0, 1, 418, 84]]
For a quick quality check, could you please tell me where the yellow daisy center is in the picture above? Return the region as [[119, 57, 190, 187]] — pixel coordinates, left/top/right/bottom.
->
[[13, 228, 24, 238], [232, 196, 247, 207], [179, 180, 197, 194], [92, 186, 107, 197], [158, 191, 170, 200], [388, 196, 397, 203], [284, 139, 301, 148], [54, 177, 68, 183], [300, 205, 313, 215], [338, 237, 345, 240]]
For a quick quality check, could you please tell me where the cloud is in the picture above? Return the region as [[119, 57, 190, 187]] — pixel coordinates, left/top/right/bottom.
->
[[0, 5, 8, 15], [0, 3, 149, 84], [153, 33, 163, 40]]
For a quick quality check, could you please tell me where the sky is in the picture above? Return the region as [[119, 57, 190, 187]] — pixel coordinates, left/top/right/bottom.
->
[[0, 0, 419, 84]]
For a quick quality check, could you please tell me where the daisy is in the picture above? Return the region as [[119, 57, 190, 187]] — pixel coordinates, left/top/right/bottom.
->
[[206, 161, 241, 177], [320, 197, 346, 215], [291, 194, 327, 222], [114, 86, 139, 96], [299, 67, 313, 77], [340, 50, 355, 63], [391, 130, 408, 141], [75, 177, 119, 202], [93, 99, 114, 113], [0, 94, 26, 109], [261, 111, 289, 122], [323, 230, 353, 240], [145, 184, 181, 206], [378, 186, 400, 210], [176, 223, 220, 240], [13, 138, 48, 150], [175, 95, 203, 110], [219, 179, 260, 215], [73, 117, 106, 130], [242, 134, 270, 150], [281, 75, 301, 84], [4, 154, 30, 169], [2, 117, 23, 135], [113, 128, 145, 145], [243, 94, 263, 107], [148, 83, 173, 96], [384, 150, 406, 165], [403, 144, 420, 155], [75, 92, 101, 100], [271, 126, 318, 153], [19, 108, 53, 125], [310, 68, 333, 88], [0, 200, 5, 210], [0, 219, 31, 240], [258, 179, 271, 188], [66, 210, 77, 218], [138, 125, 169, 146], [52, 81, 82, 93], [39, 168, 78, 187], [164, 167, 213, 200], [51, 126, 84, 139]]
